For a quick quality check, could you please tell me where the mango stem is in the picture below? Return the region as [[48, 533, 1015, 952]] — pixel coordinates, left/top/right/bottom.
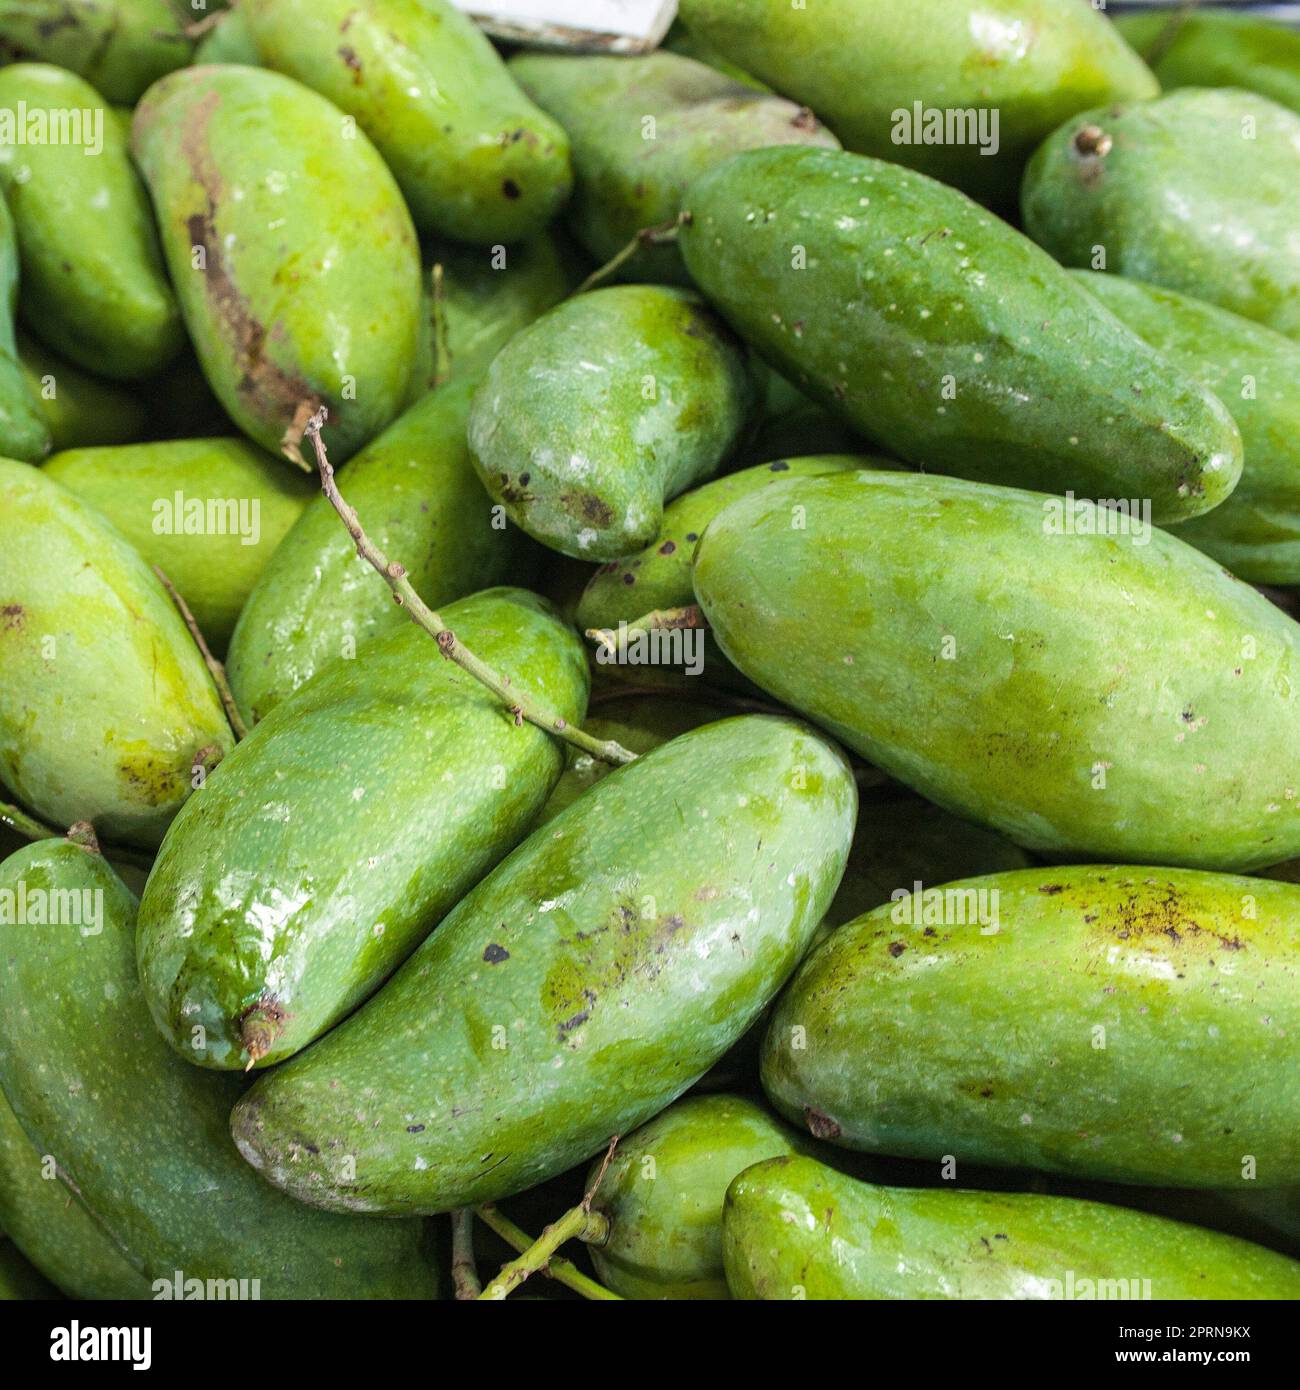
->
[[429, 263, 452, 388], [152, 565, 248, 741], [450, 1208, 481, 1300], [574, 212, 689, 296], [0, 800, 60, 841], [585, 603, 707, 658]]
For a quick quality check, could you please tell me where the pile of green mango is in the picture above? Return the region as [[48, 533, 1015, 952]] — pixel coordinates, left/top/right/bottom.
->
[[1, 0, 1299, 1307]]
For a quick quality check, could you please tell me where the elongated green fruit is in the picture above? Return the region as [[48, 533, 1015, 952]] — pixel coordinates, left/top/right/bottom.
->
[[227, 378, 528, 725], [723, 1156, 1300, 1299], [694, 470, 1300, 869], [243, 0, 571, 244], [469, 285, 757, 561], [0, 192, 48, 463], [17, 331, 145, 451], [0, 64, 183, 380], [195, 7, 260, 67], [1022, 89, 1300, 341], [764, 865, 1300, 1188], [45, 438, 314, 651], [680, 146, 1242, 522], [509, 50, 837, 284], [133, 65, 420, 463], [0, 461, 233, 848], [140, 588, 588, 1069], [0, 1241, 59, 1299], [231, 715, 856, 1214], [0, 841, 437, 1296]]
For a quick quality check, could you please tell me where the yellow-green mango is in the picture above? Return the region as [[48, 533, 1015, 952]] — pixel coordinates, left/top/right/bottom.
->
[[0, 193, 48, 462], [194, 6, 259, 67], [16, 330, 146, 451]]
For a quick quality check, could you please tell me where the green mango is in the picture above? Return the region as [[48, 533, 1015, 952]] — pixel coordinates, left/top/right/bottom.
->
[[586, 1093, 810, 1300], [680, 147, 1242, 524], [740, 404, 863, 469], [764, 864, 1300, 1188], [1117, 9, 1300, 117], [509, 50, 838, 285], [231, 715, 856, 1215], [722, 1156, 1300, 1300], [16, 331, 146, 451], [662, 18, 773, 94], [0, 191, 49, 462], [694, 469, 1300, 870], [0, 840, 437, 1296], [227, 378, 528, 725], [132, 65, 421, 463], [1072, 271, 1300, 585], [0, 1, 192, 104], [0, 64, 183, 380], [45, 438, 314, 651], [1022, 88, 1300, 341], [0, 1240, 59, 1299], [242, 0, 571, 245], [674, 0, 1157, 206], [0, 1090, 149, 1299], [0, 460, 233, 848], [468, 285, 757, 562], [140, 587, 588, 1070], [194, 7, 259, 67]]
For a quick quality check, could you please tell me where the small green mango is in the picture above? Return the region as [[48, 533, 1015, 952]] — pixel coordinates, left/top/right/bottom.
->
[[132, 65, 421, 462], [1073, 271, 1300, 585], [680, 147, 1242, 523], [227, 378, 529, 725], [674, 0, 1157, 205], [0, 460, 233, 848], [16, 331, 146, 451], [0, 194, 49, 462], [0, 840, 437, 1296], [140, 588, 588, 1069], [723, 1156, 1300, 1299], [469, 285, 757, 562], [0, 1, 192, 104], [45, 438, 314, 651], [586, 1094, 810, 1300], [243, 0, 571, 244], [694, 470, 1300, 869], [764, 865, 1300, 1188], [194, 7, 260, 67], [231, 715, 856, 1214], [0, 1241, 59, 1299], [509, 50, 837, 285], [1022, 88, 1300, 341]]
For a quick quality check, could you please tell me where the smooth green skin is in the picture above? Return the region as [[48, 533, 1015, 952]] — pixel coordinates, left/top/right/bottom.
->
[[509, 50, 838, 285], [469, 285, 757, 562], [723, 1157, 1300, 1300], [681, 147, 1242, 523], [0, 1241, 59, 1299], [0, 1, 191, 104], [1073, 270, 1300, 585], [227, 378, 528, 725], [694, 470, 1300, 870], [663, 18, 773, 94], [1117, 10, 1300, 117], [674, 0, 1156, 206], [0, 191, 49, 462], [231, 715, 857, 1215], [1022, 88, 1300, 341], [194, 6, 259, 67], [139, 588, 588, 1070], [0, 842, 437, 1296], [764, 865, 1300, 1189], [243, 0, 571, 245], [0, 460, 233, 848], [45, 438, 313, 651], [0, 1090, 149, 1299], [586, 1093, 810, 1300], [0, 65, 183, 380], [132, 65, 420, 463], [16, 330, 146, 451]]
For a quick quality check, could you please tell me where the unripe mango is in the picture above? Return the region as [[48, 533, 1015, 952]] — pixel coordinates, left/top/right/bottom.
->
[[0, 194, 48, 462], [16, 331, 146, 451]]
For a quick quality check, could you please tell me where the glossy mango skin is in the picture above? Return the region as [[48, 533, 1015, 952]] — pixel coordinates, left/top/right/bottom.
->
[[0, 842, 437, 1297], [586, 1094, 811, 1300], [0, 460, 233, 848], [694, 470, 1300, 870], [469, 285, 757, 562], [680, 147, 1242, 523], [763, 865, 1300, 1189], [674, 0, 1156, 205], [139, 588, 588, 1070], [243, 0, 571, 245], [16, 331, 146, 451], [1073, 271, 1300, 586], [227, 378, 528, 725], [132, 65, 421, 463], [723, 1157, 1300, 1300], [0, 193, 48, 462], [0, 65, 183, 380], [45, 438, 314, 651], [509, 50, 838, 285], [1022, 89, 1300, 341], [231, 715, 856, 1215], [0, 1, 191, 104]]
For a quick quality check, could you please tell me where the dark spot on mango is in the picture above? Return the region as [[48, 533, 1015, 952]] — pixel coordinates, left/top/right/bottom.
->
[[502, 179, 521, 200], [658, 540, 676, 555], [483, 944, 510, 964], [803, 1106, 841, 1140], [0, 603, 24, 630], [887, 941, 906, 957], [406, 1123, 425, 1134], [1038, 883, 1065, 895], [769, 460, 790, 472]]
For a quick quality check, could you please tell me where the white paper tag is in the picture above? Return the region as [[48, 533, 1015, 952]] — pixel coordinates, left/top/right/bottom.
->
[[450, 0, 679, 52]]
